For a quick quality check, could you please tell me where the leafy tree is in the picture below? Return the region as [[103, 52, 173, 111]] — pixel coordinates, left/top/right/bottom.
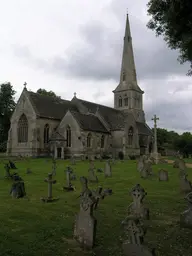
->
[[36, 88, 61, 99], [147, 0, 192, 75], [0, 83, 16, 151]]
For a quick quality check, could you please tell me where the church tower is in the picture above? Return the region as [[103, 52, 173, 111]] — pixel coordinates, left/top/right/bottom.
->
[[113, 13, 145, 123]]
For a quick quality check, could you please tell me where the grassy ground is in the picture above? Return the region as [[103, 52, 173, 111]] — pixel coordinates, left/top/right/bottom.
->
[[0, 158, 192, 256]]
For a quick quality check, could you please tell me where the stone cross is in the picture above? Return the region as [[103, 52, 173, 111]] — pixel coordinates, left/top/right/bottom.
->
[[128, 184, 149, 220], [74, 177, 97, 249], [41, 173, 58, 202], [180, 192, 192, 229], [151, 114, 159, 164]]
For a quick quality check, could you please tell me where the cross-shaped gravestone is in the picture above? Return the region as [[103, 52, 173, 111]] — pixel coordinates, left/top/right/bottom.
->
[[180, 174, 192, 194], [122, 217, 155, 256], [128, 184, 149, 220], [52, 160, 57, 175], [180, 192, 192, 230], [104, 160, 112, 177], [158, 169, 168, 181], [63, 168, 75, 191], [74, 177, 97, 249], [88, 168, 98, 183], [41, 173, 59, 202]]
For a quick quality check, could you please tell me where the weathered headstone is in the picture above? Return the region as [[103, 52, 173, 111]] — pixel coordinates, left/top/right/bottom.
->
[[104, 160, 112, 177], [26, 168, 32, 174], [88, 168, 98, 183], [137, 157, 144, 172], [173, 159, 179, 168], [121, 217, 155, 256], [140, 162, 152, 179], [41, 173, 59, 202], [74, 177, 97, 249], [63, 169, 75, 191], [10, 175, 26, 199], [52, 160, 57, 175], [158, 169, 168, 181], [180, 174, 192, 194], [180, 192, 192, 229], [128, 184, 149, 220]]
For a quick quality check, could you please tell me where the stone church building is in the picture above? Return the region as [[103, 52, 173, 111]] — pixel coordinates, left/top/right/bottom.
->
[[7, 14, 153, 159]]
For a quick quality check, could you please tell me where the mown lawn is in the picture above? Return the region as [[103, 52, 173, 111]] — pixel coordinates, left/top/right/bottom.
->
[[0, 158, 192, 256]]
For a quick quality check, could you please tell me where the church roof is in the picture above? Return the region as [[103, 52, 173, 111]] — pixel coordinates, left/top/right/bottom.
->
[[136, 122, 152, 136], [74, 98, 128, 130], [27, 91, 78, 120], [70, 111, 109, 133]]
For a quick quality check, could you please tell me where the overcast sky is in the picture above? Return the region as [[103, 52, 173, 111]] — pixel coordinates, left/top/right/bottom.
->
[[0, 0, 191, 134]]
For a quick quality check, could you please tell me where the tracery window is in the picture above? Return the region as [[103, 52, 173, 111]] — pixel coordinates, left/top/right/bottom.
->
[[66, 125, 71, 147], [17, 114, 28, 143], [87, 133, 92, 148], [44, 124, 49, 143]]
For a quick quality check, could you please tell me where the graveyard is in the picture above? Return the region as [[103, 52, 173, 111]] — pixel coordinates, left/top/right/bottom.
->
[[0, 157, 192, 255]]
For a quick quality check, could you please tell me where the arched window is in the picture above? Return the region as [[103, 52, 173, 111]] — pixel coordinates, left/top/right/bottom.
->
[[124, 97, 128, 106], [122, 71, 126, 81], [17, 114, 28, 143], [87, 133, 92, 148], [44, 124, 49, 143], [101, 135, 105, 148], [118, 96, 122, 107], [66, 125, 71, 147], [128, 126, 134, 146]]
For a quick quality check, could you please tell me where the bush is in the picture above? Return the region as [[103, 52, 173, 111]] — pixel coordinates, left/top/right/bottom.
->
[[118, 151, 124, 160]]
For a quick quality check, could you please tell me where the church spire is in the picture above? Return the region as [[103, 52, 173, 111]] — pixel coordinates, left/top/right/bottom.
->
[[113, 13, 142, 93]]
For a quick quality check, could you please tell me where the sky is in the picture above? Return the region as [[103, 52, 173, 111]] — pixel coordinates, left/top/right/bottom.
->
[[0, 0, 192, 134]]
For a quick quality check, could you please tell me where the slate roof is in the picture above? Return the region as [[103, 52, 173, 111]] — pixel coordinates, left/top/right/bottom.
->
[[71, 111, 109, 133], [136, 122, 152, 136], [27, 91, 78, 120], [74, 98, 130, 130]]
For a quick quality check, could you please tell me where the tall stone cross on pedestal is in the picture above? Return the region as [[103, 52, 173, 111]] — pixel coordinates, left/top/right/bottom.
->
[[151, 114, 159, 164]]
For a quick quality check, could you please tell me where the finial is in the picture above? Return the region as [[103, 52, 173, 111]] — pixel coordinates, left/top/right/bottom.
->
[[74, 92, 76, 97], [24, 82, 27, 89]]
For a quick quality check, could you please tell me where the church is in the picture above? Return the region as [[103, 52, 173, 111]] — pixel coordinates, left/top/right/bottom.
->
[[6, 14, 153, 159]]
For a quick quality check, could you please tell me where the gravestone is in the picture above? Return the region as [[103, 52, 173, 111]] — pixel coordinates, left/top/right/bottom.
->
[[71, 155, 76, 165], [74, 177, 97, 249], [9, 160, 17, 169], [63, 169, 75, 191], [88, 168, 98, 183], [180, 192, 192, 229], [104, 160, 112, 177], [180, 174, 192, 194], [10, 175, 26, 198], [26, 168, 32, 174], [158, 169, 168, 181], [137, 157, 144, 172], [121, 217, 156, 256], [52, 160, 57, 175], [89, 160, 95, 169], [128, 184, 149, 220], [140, 162, 152, 179], [41, 173, 59, 202], [173, 159, 179, 168], [92, 186, 104, 210]]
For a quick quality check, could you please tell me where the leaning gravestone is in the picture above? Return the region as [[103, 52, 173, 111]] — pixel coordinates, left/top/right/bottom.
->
[[74, 177, 97, 249], [41, 173, 59, 202], [10, 175, 26, 199], [180, 174, 192, 194], [63, 168, 75, 191], [180, 192, 192, 229], [88, 168, 98, 183], [127, 184, 149, 220], [121, 217, 156, 256], [158, 169, 168, 181], [104, 160, 112, 177]]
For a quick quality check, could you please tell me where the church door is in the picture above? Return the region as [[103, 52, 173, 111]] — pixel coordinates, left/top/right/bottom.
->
[[57, 148, 61, 158]]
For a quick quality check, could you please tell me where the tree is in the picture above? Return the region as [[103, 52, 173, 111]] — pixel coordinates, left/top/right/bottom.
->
[[36, 88, 61, 99], [147, 0, 192, 75], [0, 83, 16, 151]]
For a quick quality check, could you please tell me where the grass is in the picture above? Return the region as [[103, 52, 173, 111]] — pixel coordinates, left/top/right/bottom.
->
[[0, 158, 192, 256]]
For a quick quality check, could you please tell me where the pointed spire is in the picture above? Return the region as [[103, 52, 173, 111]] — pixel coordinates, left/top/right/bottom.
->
[[113, 12, 142, 93]]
